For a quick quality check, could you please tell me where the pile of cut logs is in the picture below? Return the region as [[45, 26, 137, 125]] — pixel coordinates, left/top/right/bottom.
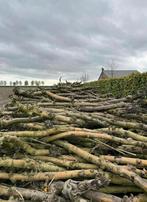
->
[[0, 83, 147, 202]]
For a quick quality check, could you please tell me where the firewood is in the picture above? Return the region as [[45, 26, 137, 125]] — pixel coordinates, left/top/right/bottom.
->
[[0, 85, 146, 200], [55, 141, 147, 192]]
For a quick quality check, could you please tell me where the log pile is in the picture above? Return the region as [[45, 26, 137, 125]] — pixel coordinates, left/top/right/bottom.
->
[[0, 84, 147, 202]]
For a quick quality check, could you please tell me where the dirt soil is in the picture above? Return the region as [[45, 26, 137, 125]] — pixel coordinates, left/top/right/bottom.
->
[[0, 87, 13, 108]]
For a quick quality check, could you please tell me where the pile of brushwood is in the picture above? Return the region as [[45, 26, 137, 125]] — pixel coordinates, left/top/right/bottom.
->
[[0, 82, 147, 202]]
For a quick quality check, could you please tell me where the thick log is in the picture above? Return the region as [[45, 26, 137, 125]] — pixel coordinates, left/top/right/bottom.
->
[[43, 130, 147, 148], [0, 116, 45, 128], [45, 90, 72, 102], [0, 169, 98, 181], [55, 141, 147, 192], [0, 126, 69, 138], [1, 136, 49, 156], [0, 183, 67, 202], [100, 127, 147, 142], [79, 102, 128, 112], [93, 115, 147, 131], [99, 186, 142, 194], [34, 156, 97, 169], [99, 155, 147, 168], [0, 185, 50, 201], [0, 157, 64, 171], [83, 191, 122, 202]]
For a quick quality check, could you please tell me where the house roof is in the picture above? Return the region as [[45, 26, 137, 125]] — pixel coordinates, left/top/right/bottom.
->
[[103, 70, 139, 78]]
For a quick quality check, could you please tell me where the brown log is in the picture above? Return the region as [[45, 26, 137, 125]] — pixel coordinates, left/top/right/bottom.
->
[[55, 141, 147, 192], [0, 116, 45, 128], [43, 130, 147, 148], [1, 136, 49, 156], [0, 157, 64, 171], [79, 102, 128, 112], [84, 191, 122, 202], [100, 127, 147, 142], [0, 169, 98, 181], [100, 155, 147, 168], [45, 90, 72, 102], [99, 186, 142, 194], [0, 183, 66, 202]]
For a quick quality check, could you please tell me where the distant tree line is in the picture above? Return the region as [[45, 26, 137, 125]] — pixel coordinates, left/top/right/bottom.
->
[[0, 80, 45, 86]]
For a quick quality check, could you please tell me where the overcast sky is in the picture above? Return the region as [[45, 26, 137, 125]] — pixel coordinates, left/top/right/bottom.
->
[[0, 0, 147, 84]]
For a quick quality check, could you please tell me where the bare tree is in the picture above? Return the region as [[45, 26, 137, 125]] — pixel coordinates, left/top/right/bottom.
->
[[80, 73, 89, 83], [107, 59, 117, 78]]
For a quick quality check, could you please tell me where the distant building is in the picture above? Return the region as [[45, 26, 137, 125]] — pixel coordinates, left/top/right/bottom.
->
[[98, 68, 140, 80]]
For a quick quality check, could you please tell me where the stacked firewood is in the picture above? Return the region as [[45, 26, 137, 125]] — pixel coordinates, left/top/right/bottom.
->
[[0, 84, 147, 202]]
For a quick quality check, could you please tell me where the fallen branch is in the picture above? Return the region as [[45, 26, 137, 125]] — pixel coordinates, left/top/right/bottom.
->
[[55, 141, 147, 192]]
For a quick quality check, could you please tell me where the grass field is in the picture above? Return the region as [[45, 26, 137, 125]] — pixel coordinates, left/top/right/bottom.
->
[[0, 87, 13, 107]]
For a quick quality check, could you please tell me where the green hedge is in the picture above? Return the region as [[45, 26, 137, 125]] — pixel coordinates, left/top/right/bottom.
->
[[82, 72, 147, 98]]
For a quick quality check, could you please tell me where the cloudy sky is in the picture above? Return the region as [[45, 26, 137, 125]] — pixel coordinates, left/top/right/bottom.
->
[[0, 0, 147, 84]]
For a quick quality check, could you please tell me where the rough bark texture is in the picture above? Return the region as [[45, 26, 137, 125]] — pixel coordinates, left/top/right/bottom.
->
[[0, 85, 146, 201]]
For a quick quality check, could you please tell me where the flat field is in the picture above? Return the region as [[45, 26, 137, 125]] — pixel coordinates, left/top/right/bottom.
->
[[0, 87, 13, 107]]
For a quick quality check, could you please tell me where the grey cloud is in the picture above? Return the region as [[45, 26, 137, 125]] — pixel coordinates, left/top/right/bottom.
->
[[0, 0, 147, 83]]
